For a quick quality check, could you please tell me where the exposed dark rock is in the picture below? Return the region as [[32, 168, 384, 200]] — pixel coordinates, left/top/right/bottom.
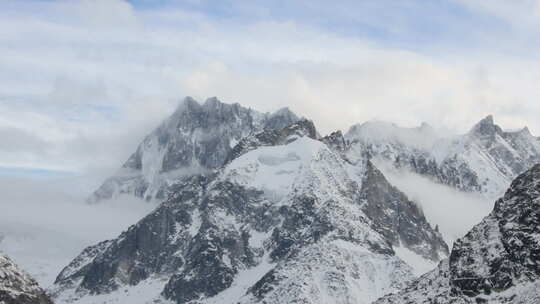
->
[[345, 116, 540, 198], [375, 164, 540, 304], [56, 119, 447, 304], [321, 130, 348, 152], [361, 161, 449, 261], [0, 253, 53, 304], [225, 119, 318, 164], [88, 97, 299, 203]]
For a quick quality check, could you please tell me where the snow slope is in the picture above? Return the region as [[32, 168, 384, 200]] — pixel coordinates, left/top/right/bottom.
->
[[88, 97, 299, 203], [53, 121, 446, 304]]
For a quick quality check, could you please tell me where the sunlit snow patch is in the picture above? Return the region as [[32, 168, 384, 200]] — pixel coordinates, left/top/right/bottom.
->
[[223, 137, 326, 199], [55, 277, 171, 304], [393, 246, 438, 276]]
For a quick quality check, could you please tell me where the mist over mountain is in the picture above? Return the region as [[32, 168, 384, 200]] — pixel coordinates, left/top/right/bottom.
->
[[345, 114, 540, 199], [88, 97, 299, 203], [38, 97, 540, 304], [5, 1, 540, 304], [53, 107, 448, 304], [94, 98, 540, 206], [376, 164, 540, 304], [0, 175, 155, 287]]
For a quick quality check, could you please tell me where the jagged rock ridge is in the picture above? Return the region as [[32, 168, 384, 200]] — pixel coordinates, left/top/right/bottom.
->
[[54, 119, 447, 304], [344, 116, 540, 198], [0, 252, 52, 304], [70, 96, 540, 304], [88, 97, 299, 203], [375, 163, 540, 304], [90, 95, 540, 205]]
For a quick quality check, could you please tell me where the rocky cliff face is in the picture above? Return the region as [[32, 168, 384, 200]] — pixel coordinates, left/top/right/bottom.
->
[[375, 163, 540, 304], [344, 116, 540, 198], [88, 97, 299, 203], [54, 120, 446, 304], [0, 252, 52, 304], [89, 97, 539, 205], [68, 97, 540, 304], [360, 161, 447, 262]]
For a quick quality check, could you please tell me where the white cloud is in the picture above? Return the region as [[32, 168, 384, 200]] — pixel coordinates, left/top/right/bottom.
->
[[59, 0, 139, 28], [1, 0, 540, 178], [377, 165, 493, 246], [0, 175, 155, 286], [2, 0, 540, 289]]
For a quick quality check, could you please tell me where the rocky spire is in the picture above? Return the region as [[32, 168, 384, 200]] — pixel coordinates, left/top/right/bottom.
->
[[469, 115, 503, 137], [87, 97, 300, 203], [264, 107, 299, 130]]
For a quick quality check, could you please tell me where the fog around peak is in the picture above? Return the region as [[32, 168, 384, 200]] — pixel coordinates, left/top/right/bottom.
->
[[0, 175, 155, 286]]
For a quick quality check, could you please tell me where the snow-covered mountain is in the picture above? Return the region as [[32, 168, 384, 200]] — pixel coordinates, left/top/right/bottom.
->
[[0, 252, 52, 304], [375, 163, 540, 304], [90, 95, 539, 206], [53, 120, 447, 304], [345, 115, 540, 198], [60, 96, 540, 304], [88, 97, 299, 203]]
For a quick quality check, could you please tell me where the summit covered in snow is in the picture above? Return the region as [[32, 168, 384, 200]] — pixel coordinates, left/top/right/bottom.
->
[[55, 97, 540, 304], [345, 115, 540, 198], [53, 110, 447, 304], [92, 96, 540, 207], [88, 97, 299, 203]]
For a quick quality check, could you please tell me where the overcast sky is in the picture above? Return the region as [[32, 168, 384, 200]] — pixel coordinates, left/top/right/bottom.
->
[[3, 0, 540, 179]]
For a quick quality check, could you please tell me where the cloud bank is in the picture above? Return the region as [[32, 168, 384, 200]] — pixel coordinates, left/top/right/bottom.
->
[[2, 0, 540, 178], [0, 174, 155, 286], [377, 165, 493, 246]]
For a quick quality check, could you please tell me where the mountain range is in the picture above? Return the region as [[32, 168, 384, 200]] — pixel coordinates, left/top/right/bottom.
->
[[90, 98, 540, 205], [27, 97, 540, 303], [344, 115, 540, 199], [53, 117, 447, 304]]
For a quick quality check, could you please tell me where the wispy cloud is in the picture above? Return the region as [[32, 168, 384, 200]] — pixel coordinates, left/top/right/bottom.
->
[[377, 164, 492, 246], [1, 0, 540, 179]]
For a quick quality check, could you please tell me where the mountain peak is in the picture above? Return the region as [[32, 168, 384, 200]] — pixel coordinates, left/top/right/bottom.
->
[[519, 126, 532, 136], [264, 106, 299, 131], [272, 106, 294, 116], [89, 96, 302, 203], [419, 122, 433, 131], [345, 120, 440, 151], [170, 96, 206, 119], [183, 95, 198, 105], [175, 96, 200, 112], [482, 114, 494, 124], [321, 130, 347, 151], [202, 96, 223, 108], [469, 114, 501, 136]]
